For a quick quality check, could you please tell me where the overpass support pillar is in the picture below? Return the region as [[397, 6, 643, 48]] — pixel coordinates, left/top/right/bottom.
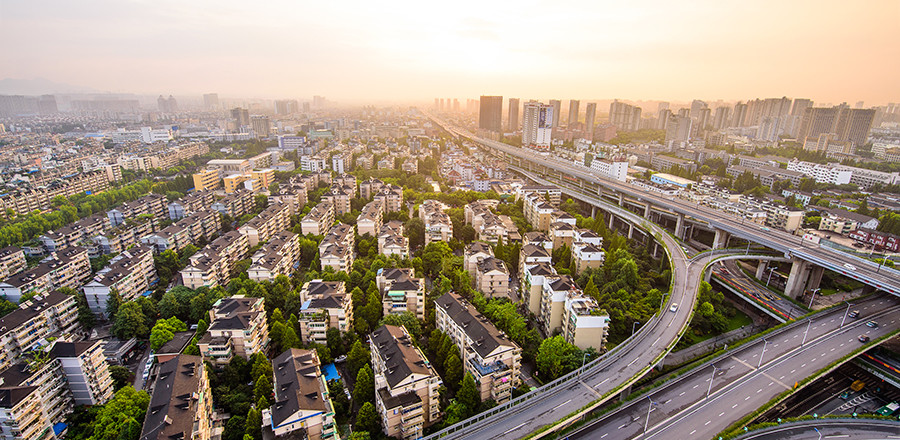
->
[[618, 193, 624, 206], [591, 206, 597, 218], [608, 214, 615, 229], [628, 224, 634, 239], [713, 229, 731, 249], [704, 267, 712, 283], [806, 266, 825, 292], [756, 261, 767, 279], [784, 258, 811, 299], [643, 203, 652, 219], [619, 385, 632, 402], [675, 213, 686, 239]]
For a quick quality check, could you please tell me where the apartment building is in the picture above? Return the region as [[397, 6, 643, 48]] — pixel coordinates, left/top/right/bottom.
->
[[523, 262, 556, 316], [435, 292, 521, 403], [296, 280, 353, 344], [192, 168, 221, 191], [817, 207, 878, 234], [561, 294, 609, 350], [0, 247, 25, 280], [849, 228, 900, 252], [465, 199, 501, 228], [377, 221, 409, 258], [523, 192, 556, 232], [786, 159, 852, 185], [301, 202, 336, 236], [0, 246, 91, 303], [523, 231, 553, 252], [0, 383, 58, 440], [464, 242, 494, 279], [107, 194, 167, 227], [238, 201, 291, 247], [360, 178, 385, 200], [0, 291, 79, 372], [517, 185, 561, 207], [420, 200, 452, 245], [95, 214, 158, 255], [334, 174, 357, 195], [475, 257, 510, 299], [140, 355, 215, 440], [572, 229, 605, 275], [377, 268, 425, 320], [0, 357, 73, 432], [211, 189, 255, 219], [262, 349, 338, 439], [549, 221, 577, 250], [0, 169, 112, 218], [374, 184, 404, 212], [49, 340, 115, 405], [371, 325, 442, 439], [518, 244, 551, 280], [180, 231, 250, 289], [198, 296, 270, 366], [39, 214, 109, 253], [82, 246, 157, 317], [167, 190, 216, 220], [540, 275, 579, 336], [322, 185, 353, 216], [319, 223, 355, 273], [476, 213, 521, 245], [141, 208, 221, 253], [357, 200, 384, 236], [248, 231, 301, 282], [269, 183, 309, 217]]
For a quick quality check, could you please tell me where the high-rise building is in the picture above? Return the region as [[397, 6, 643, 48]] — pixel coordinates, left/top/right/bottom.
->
[[549, 99, 561, 128], [690, 100, 707, 120], [584, 103, 597, 140], [231, 108, 250, 131], [203, 93, 219, 110], [157, 95, 178, 113], [712, 106, 731, 130], [251, 116, 271, 138], [434, 98, 439, 109], [836, 108, 875, 146], [453, 99, 460, 112], [568, 100, 580, 126], [665, 115, 692, 147], [313, 95, 326, 108], [656, 109, 672, 130], [791, 98, 813, 117], [522, 101, 554, 148], [609, 100, 642, 131], [657, 102, 670, 115], [508, 98, 520, 131], [697, 108, 711, 130], [732, 102, 748, 127], [275, 99, 298, 115], [478, 95, 503, 133]]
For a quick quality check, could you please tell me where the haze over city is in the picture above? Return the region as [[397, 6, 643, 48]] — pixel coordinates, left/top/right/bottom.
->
[[1, 0, 899, 104]]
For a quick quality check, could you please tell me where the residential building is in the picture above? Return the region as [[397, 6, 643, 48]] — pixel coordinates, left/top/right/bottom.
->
[[523, 262, 555, 316], [357, 200, 384, 236], [321, 185, 353, 216], [198, 296, 270, 366], [479, 96, 503, 133], [464, 242, 494, 279], [508, 98, 520, 132], [562, 294, 609, 350], [377, 221, 409, 258], [360, 178, 385, 200], [523, 231, 553, 252], [377, 268, 425, 320], [180, 231, 250, 289], [590, 159, 628, 182], [475, 257, 509, 299], [248, 231, 301, 282], [319, 223, 355, 273], [786, 160, 852, 185], [0, 247, 26, 280], [0, 291, 79, 373], [168, 191, 216, 220], [0, 383, 57, 440], [139, 355, 215, 440], [82, 246, 157, 317], [849, 228, 900, 252], [298, 280, 353, 345], [192, 169, 221, 191], [301, 202, 335, 236], [609, 100, 642, 131], [238, 201, 291, 247], [434, 292, 521, 403], [371, 325, 442, 439], [49, 340, 114, 405], [518, 244, 552, 281], [0, 247, 91, 303], [420, 200, 452, 245], [211, 190, 255, 219], [816, 207, 879, 234], [262, 349, 338, 439], [522, 101, 553, 148], [0, 357, 73, 431], [374, 184, 404, 212], [107, 194, 167, 227]]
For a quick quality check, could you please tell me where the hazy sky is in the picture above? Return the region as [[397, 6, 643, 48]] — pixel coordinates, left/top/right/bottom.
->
[[2, 0, 898, 105]]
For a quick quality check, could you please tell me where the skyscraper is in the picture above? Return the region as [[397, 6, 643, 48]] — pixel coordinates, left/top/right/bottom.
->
[[690, 100, 707, 120], [508, 98, 520, 132], [836, 108, 875, 146], [656, 109, 672, 130], [732, 102, 748, 127], [275, 99, 299, 115], [657, 102, 670, 115], [549, 100, 561, 128], [790, 98, 813, 117], [231, 108, 250, 131], [203, 93, 219, 110], [584, 103, 597, 140], [522, 101, 553, 148], [609, 100, 642, 132], [479, 96, 504, 133], [712, 106, 731, 130], [157, 95, 178, 113], [251, 116, 271, 138], [453, 99, 460, 112], [568, 100, 580, 126], [665, 115, 692, 147]]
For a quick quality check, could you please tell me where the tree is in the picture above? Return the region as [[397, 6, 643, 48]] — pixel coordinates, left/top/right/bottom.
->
[[245, 405, 262, 440], [150, 317, 188, 351], [88, 387, 150, 440], [106, 288, 122, 319], [354, 364, 375, 404], [109, 365, 132, 391], [112, 302, 150, 339], [379, 312, 422, 340], [405, 217, 425, 249], [356, 402, 378, 433], [326, 327, 345, 357], [444, 352, 463, 391], [347, 340, 370, 374], [457, 373, 480, 417], [536, 336, 581, 380]]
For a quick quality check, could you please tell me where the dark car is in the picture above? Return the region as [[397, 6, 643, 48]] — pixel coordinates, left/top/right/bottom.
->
[[866, 321, 879, 328], [849, 310, 860, 318], [858, 335, 870, 342]]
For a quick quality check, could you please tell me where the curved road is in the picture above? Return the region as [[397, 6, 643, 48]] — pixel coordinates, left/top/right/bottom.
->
[[713, 260, 807, 321], [733, 419, 900, 440], [425, 179, 704, 440], [561, 295, 900, 440]]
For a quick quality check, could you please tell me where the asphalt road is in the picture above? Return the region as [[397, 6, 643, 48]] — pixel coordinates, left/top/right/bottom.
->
[[732, 419, 900, 440], [563, 295, 900, 440], [426, 188, 706, 440], [713, 260, 807, 321]]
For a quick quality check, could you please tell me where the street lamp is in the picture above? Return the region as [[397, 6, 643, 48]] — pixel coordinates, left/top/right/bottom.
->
[[758, 339, 768, 369], [808, 288, 821, 310], [633, 321, 640, 337], [814, 427, 821, 440], [707, 364, 718, 398], [766, 267, 777, 286], [802, 319, 812, 346], [644, 397, 658, 433], [581, 352, 590, 370], [841, 302, 852, 328], [660, 292, 670, 311]]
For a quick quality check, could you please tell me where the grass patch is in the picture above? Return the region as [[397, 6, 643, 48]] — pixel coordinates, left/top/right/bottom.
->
[[689, 309, 753, 344]]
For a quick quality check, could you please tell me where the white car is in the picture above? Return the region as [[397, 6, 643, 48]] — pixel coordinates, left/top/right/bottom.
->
[[843, 263, 857, 271], [669, 303, 679, 312]]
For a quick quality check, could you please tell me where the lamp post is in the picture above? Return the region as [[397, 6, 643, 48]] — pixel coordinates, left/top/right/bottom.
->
[[644, 397, 658, 433], [707, 364, 718, 398], [814, 427, 821, 440], [660, 293, 670, 311], [841, 302, 852, 328], [758, 339, 768, 369], [802, 319, 812, 346], [581, 352, 589, 370], [766, 267, 777, 286], [633, 321, 640, 337], [808, 288, 820, 310]]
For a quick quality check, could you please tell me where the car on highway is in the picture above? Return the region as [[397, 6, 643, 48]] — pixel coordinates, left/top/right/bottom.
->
[[849, 310, 860, 319], [843, 263, 857, 271], [669, 303, 678, 312], [859, 335, 870, 342], [866, 321, 879, 328], [760, 226, 770, 231]]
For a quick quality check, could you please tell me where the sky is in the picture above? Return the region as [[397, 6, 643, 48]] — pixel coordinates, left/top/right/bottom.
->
[[1, 0, 899, 105]]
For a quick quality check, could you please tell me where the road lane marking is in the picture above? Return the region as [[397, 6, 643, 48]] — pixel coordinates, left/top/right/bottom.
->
[[705, 420, 711, 426], [600, 434, 608, 439], [745, 396, 750, 400], [579, 380, 603, 398], [732, 404, 738, 408], [619, 424, 627, 429], [552, 399, 571, 411], [504, 422, 527, 434], [628, 357, 638, 366], [690, 430, 696, 436], [693, 385, 699, 389], [594, 377, 610, 388], [679, 392, 685, 396], [719, 412, 724, 417]]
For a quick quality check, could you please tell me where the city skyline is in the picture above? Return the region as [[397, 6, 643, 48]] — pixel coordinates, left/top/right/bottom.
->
[[1, 0, 898, 105]]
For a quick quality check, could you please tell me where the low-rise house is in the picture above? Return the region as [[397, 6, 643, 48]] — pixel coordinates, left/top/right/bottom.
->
[[435, 292, 521, 403], [262, 349, 338, 439], [197, 296, 270, 366], [377, 268, 425, 320], [297, 280, 353, 345], [82, 246, 157, 317], [139, 355, 215, 440], [371, 325, 442, 439]]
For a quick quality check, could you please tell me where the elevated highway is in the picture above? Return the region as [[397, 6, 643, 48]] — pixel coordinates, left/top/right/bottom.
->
[[733, 418, 900, 440]]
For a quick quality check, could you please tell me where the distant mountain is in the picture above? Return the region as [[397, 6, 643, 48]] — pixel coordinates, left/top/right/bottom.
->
[[0, 77, 99, 95]]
